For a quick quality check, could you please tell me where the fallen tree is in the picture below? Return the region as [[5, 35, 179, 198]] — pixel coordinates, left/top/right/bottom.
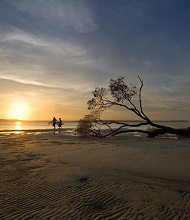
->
[[76, 76, 190, 138]]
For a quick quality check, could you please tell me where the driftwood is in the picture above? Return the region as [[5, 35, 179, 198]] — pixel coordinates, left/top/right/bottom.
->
[[147, 127, 190, 138]]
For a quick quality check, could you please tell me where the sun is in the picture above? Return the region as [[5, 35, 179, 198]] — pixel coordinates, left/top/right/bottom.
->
[[9, 103, 31, 120]]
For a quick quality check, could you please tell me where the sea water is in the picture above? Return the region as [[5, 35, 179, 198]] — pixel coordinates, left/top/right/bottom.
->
[[0, 120, 189, 136], [0, 120, 77, 131]]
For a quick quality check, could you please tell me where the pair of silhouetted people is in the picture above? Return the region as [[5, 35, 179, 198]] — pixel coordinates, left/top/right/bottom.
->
[[50, 117, 63, 129]]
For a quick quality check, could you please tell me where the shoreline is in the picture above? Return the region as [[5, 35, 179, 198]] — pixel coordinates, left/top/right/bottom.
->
[[0, 128, 76, 135]]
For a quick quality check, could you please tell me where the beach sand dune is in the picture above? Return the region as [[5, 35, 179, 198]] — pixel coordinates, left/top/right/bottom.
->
[[0, 133, 190, 219]]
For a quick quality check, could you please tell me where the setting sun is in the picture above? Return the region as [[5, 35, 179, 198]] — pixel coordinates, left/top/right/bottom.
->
[[9, 103, 31, 120]]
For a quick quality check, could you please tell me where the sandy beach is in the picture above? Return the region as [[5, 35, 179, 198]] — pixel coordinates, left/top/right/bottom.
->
[[0, 132, 190, 219]]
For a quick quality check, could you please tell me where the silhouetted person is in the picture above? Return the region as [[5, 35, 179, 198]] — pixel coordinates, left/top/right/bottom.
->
[[58, 118, 63, 129], [50, 117, 58, 129]]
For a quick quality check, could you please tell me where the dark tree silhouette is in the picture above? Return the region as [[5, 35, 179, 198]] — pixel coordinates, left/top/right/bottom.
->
[[76, 76, 190, 138]]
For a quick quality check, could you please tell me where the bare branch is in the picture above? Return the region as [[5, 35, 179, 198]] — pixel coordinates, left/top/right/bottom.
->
[[138, 76, 150, 121]]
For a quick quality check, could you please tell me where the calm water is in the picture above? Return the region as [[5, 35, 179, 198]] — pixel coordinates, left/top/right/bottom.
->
[[0, 121, 78, 131], [0, 120, 189, 133]]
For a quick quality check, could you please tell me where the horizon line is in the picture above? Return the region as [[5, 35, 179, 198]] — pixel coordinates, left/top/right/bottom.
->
[[0, 119, 189, 122]]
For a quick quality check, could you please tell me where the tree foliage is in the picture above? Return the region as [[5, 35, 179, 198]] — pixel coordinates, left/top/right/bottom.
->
[[76, 76, 190, 138], [76, 110, 101, 137], [109, 76, 137, 102]]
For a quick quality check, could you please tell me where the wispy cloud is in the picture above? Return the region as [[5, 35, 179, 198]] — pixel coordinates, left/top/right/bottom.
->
[[0, 27, 96, 88], [8, 0, 97, 33], [0, 28, 49, 46]]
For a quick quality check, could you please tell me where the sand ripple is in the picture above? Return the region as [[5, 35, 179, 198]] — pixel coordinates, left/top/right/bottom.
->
[[0, 134, 190, 219], [1, 169, 190, 219]]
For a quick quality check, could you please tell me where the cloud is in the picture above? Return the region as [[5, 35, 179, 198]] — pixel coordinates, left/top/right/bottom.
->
[[0, 28, 48, 47], [8, 0, 97, 33], [0, 23, 115, 92], [0, 27, 87, 59], [0, 27, 89, 86]]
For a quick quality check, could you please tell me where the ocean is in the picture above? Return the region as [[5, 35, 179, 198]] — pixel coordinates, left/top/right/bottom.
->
[[0, 120, 77, 135], [0, 120, 189, 136]]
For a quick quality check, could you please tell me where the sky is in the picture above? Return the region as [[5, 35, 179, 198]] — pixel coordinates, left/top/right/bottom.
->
[[0, 0, 190, 121]]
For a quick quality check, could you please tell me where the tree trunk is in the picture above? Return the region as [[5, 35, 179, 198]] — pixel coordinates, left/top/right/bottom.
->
[[147, 127, 190, 138]]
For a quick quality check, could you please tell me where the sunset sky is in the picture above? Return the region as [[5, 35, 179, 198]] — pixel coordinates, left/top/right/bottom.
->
[[0, 0, 190, 121]]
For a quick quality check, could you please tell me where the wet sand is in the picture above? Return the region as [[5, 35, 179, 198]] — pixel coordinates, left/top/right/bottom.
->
[[0, 132, 190, 219]]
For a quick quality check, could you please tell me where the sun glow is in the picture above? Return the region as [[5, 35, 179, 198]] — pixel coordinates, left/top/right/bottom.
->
[[9, 103, 31, 120]]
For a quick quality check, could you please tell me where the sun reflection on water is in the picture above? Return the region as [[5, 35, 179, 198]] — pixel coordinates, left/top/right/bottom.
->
[[14, 121, 23, 134], [15, 121, 22, 130]]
